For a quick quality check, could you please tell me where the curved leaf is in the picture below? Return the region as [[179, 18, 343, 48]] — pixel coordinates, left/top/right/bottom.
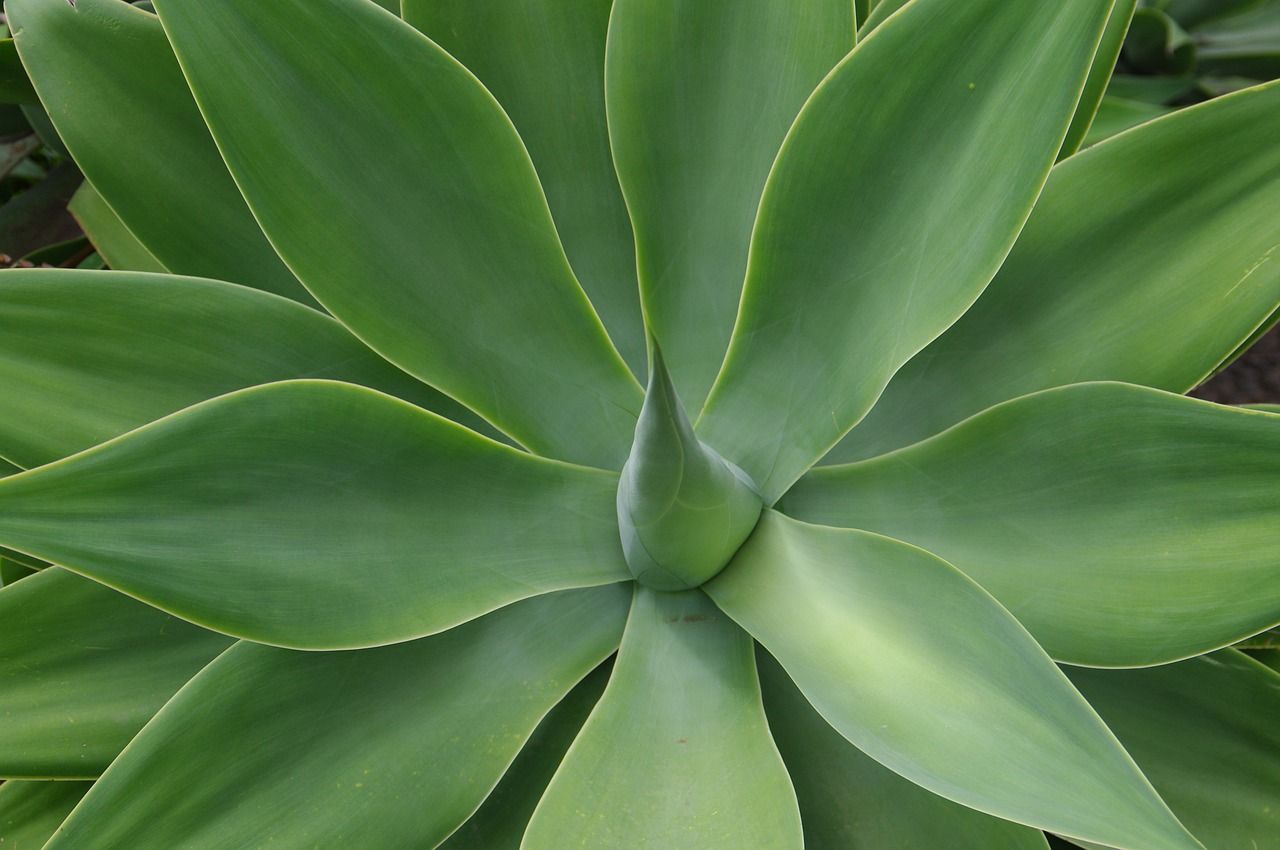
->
[[0, 781, 90, 847], [438, 662, 611, 850], [1068, 651, 1280, 850], [152, 0, 641, 469], [403, 0, 645, 376], [758, 650, 1050, 850], [0, 568, 231, 778], [786, 383, 1280, 667], [44, 587, 629, 849], [828, 80, 1280, 463], [0, 381, 629, 649], [67, 183, 165, 273], [1060, 0, 1139, 159], [697, 0, 1113, 501], [706, 511, 1200, 850], [7, 0, 311, 304], [606, 0, 854, 409], [0, 269, 492, 470], [523, 588, 802, 850]]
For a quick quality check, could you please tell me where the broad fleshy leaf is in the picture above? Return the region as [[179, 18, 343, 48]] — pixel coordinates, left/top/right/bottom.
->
[[758, 650, 1050, 850], [785, 383, 1280, 666], [1082, 96, 1175, 148], [605, 0, 854, 410], [0, 269, 492, 470], [706, 511, 1201, 850], [67, 183, 165, 273], [697, 0, 1113, 501], [827, 80, 1280, 463], [438, 662, 611, 850], [1067, 651, 1280, 850], [0, 781, 91, 847], [152, 0, 642, 469], [402, 0, 645, 376], [7, 0, 311, 304], [523, 588, 802, 850], [0, 568, 231, 778], [1060, 0, 1139, 159], [43, 587, 629, 849], [0, 381, 629, 649]]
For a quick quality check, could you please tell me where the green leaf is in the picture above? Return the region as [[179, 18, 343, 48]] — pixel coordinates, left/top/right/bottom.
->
[[523, 587, 801, 850], [438, 662, 611, 850], [402, 0, 645, 376], [1060, 0, 1139, 159], [66, 183, 165, 273], [1068, 651, 1280, 850], [1124, 8, 1196, 75], [43, 587, 629, 849], [1249, 402, 1280, 413], [0, 38, 37, 104], [0, 568, 231, 778], [605, 0, 854, 410], [861, 0, 908, 32], [696, 0, 1113, 501], [0, 781, 91, 847], [758, 650, 1050, 850], [1195, 1, 1280, 79], [0, 269, 493, 470], [1158, 0, 1260, 28], [1082, 96, 1175, 148], [617, 347, 761, 590], [0, 380, 629, 649], [0, 555, 36, 586], [152, 0, 641, 469], [785, 383, 1280, 667], [7, 0, 312, 305], [706, 511, 1200, 850], [828, 81, 1280, 463], [0, 160, 81, 259]]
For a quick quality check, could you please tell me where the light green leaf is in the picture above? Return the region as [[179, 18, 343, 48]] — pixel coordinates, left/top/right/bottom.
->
[[0, 269, 494, 470], [523, 587, 801, 850], [605, 0, 854, 410], [786, 383, 1280, 667], [403, 0, 645, 376], [7, 0, 312, 304], [44, 587, 628, 850], [1060, 0, 1139, 159], [697, 0, 1113, 501], [1082, 96, 1175, 148], [1067, 651, 1280, 850], [758, 650, 1050, 850], [0, 380, 629, 649], [707, 511, 1200, 850], [617, 347, 761, 590], [0, 568, 231, 778], [67, 183, 165, 273], [152, 0, 641, 469], [828, 81, 1280, 463], [439, 662, 610, 850], [0, 781, 91, 848]]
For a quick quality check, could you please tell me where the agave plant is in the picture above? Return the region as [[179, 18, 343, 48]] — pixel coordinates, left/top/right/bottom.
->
[[1, 0, 1279, 847]]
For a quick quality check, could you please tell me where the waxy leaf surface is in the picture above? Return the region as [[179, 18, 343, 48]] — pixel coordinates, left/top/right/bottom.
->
[[829, 80, 1280, 463], [0, 568, 231, 778], [152, 0, 641, 468], [523, 588, 802, 850], [0, 270, 488, 470], [8, 0, 311, 303], [44, 588, 629, 849], [0, 381, 629, 649], [606, 0, 854, 409], [0, 781, 90, 848], [786, 384, 1280, 666], [707, 511, 1200, 850], [698, 0, 1113, 500]]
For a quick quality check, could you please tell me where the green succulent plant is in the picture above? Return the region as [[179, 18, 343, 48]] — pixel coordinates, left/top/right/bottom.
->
[[0, 0, 1279, 848]]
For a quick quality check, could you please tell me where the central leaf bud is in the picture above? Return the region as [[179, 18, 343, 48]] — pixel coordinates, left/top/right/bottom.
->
[[617, 346, 763, 591]]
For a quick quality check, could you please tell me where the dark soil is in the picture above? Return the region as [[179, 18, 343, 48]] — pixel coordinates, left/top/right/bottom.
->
[[1190, 324, 1280, 405]]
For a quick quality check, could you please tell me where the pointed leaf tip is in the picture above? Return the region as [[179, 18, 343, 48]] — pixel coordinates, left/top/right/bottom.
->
[[617, 346, 761, 590]]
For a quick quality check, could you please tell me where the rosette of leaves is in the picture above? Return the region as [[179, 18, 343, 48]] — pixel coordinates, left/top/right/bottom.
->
[[1, 0, 1279, 848]]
